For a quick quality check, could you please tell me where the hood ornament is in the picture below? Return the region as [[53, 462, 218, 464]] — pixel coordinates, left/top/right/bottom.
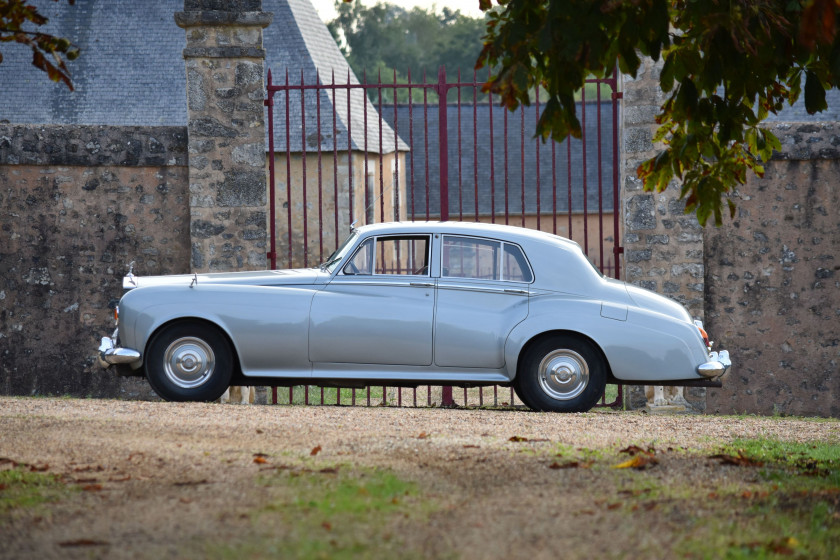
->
[[125, 261, 137, 287]]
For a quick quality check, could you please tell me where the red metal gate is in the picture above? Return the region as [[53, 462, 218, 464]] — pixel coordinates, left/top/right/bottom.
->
[[264, 66, 623, 408]]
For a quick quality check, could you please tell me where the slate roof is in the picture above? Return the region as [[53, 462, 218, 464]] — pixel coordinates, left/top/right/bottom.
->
[[0, 0, 402, 153], [382, 101, 617, 215]]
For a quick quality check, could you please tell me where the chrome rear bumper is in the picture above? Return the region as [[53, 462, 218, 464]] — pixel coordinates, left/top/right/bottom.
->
[[98, 330, 141, 368], [697, 350, 731, 378]]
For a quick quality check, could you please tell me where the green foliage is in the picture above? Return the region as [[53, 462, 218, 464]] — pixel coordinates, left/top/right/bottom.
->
[[477, 0, 839, 225], [327, 0, 488, 102], [0, 0, 79, 90]]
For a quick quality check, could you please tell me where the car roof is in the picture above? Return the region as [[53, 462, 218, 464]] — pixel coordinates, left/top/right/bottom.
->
[[354, 221, 582, 251]]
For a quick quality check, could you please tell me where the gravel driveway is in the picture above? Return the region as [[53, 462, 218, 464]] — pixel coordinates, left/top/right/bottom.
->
[[1, 397, 838, 559]]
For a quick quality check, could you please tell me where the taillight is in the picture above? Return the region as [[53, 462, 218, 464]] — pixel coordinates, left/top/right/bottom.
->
[[694, 320, 710, 351], [113, 306, 119, 324]]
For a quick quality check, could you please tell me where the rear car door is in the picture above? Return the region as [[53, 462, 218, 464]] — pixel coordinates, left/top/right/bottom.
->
[[434, 235, 531, 369]]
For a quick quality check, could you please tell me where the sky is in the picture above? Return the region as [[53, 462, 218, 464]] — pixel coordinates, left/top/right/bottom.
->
[[309, 0, 486, 22]]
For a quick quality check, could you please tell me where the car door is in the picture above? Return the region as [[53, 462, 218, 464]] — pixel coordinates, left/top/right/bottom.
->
[[309, 234, 435, 366], [434, 235, 531, 369]]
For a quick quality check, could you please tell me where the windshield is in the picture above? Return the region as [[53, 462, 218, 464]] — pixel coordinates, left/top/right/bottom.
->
[[320, 231, 359, 273]]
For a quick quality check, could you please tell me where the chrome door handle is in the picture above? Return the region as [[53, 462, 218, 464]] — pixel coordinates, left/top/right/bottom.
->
[[504, 289, 528, 295], [410, 282, 435, 288]]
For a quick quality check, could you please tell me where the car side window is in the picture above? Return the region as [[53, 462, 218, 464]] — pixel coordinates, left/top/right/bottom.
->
[[343, 235, 430, 276], [442, 236, 533, 282], [503, 243, 534, 282], [344, 238, 374, 275], [441, 236, 501, 280], [374, 236, 430, 275]]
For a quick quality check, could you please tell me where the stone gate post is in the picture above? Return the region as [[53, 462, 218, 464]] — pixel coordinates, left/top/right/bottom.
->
[[175, 0, 272, 273], [621, 58, 707, 411]]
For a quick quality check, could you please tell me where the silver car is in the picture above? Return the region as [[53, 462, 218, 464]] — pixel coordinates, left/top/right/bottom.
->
[[98, 221, 730, 412]]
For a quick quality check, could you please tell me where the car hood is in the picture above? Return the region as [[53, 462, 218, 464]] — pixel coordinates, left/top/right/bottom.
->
[[123, 268, 324, 290], [623, 281, 692, 323]]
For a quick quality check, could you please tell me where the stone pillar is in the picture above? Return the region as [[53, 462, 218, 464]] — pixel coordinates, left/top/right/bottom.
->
[[621, 57, 706, 412], [175, 0, 272, 273]]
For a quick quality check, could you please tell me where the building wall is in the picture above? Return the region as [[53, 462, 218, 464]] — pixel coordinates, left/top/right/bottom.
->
[[0, 124, 190, 398], [268, 151, 407, 268], [705, 123, 840, 417]]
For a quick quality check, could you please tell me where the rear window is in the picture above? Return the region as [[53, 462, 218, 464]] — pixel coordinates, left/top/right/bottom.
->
[[441, 236, 533, 282]]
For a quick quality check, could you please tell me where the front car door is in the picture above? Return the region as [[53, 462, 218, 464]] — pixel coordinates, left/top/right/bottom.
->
[[434, 235, 531, 369], [309, 234, 435, 366]]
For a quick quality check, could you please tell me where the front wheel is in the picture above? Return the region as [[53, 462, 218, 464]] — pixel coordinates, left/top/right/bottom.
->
[[145, 321, 234, 402], [514, 335, 606, 413]]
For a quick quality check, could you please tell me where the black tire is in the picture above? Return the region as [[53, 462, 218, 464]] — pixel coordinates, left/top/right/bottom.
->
[[514, 334, 606, 413], [145, 321, 234, 402]]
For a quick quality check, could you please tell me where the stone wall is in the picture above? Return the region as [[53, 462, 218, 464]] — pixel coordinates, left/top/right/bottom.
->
[[0, 124, 190, 398], [705, 123, 840, 417]]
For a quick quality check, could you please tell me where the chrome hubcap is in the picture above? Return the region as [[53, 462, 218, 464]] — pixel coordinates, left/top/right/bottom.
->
[[163, 337, 215, 389], [537, 349, 589, 401]]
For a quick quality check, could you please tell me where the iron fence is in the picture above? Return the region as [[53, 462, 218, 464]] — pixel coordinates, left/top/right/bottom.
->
[[264, 66, 623, 408]]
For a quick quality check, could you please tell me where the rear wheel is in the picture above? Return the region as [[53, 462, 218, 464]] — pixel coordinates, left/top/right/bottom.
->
[[514, 335, 606, 413], [145, 322, 233, 402]]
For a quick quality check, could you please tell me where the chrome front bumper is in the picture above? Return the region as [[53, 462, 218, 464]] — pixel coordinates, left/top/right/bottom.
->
[[696, 350, 731, 379], [98, 330, 141, 368]]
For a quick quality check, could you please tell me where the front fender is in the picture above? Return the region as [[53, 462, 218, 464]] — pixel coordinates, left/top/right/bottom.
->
[[119, 284, 316, 376]]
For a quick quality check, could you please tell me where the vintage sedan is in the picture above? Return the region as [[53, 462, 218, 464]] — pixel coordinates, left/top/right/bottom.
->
[[97, 221, 730, 412]]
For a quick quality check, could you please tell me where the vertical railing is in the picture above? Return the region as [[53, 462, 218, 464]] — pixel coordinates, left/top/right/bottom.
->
[[264, 66, 623, 408]]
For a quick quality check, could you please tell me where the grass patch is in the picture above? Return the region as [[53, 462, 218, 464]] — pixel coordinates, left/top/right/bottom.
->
[[0, 467, 71, 514], [203, 466, 432, 559], [605, 438, 840, 559]]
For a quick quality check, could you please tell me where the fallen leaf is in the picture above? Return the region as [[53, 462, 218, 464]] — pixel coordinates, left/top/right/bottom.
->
[[81, 484, 103, 492], [549, 461, 579, 469], [709, 450, 763, 467], [73, 465, 105, 473], [767, 536, 799, 555], [319, 467, 339, 474], [509, 436, 528, 442], [322, 521, 332, 531], [256, 429, 264, 434], [74, 477, 100, 483], [619, 445, 647, 455], [311, 445, 322, 456], [613, 455, 658, 470], [253, 456, 268, 464], [462, 444, 479, 449], [180, 497, 192, 504], [606, 502, 622, 510], [173, 479, 208, 486], [58, 539, 109, 548], [417, 432, 430, 439], [29, 464, 49, 472]]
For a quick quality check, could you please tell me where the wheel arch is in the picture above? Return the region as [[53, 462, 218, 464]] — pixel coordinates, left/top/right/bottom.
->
[[145, 317, 243, 377], [514, 330, 615, 384]]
